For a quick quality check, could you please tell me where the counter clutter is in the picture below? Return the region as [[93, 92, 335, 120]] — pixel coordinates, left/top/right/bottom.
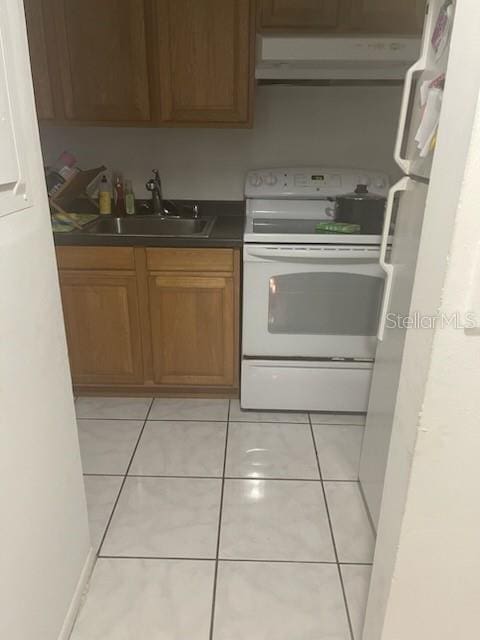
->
[[54, 201, 244, 397]]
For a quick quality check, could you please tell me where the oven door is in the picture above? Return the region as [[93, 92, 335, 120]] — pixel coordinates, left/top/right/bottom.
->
[[243, 244, 384, 359]]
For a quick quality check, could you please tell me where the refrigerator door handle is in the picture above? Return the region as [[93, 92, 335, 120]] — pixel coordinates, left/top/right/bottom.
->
[[377, 177, 410, 342], [394, 2, 434, 173], [394, 60, 428, 174]]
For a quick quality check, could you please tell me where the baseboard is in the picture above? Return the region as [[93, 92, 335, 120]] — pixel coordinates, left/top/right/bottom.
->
[[73, 384, 239, 399], [57, 547, 96, 640]]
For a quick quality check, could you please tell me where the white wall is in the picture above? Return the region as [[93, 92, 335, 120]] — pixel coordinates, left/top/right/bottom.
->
[[0, 3, 92, 639], [39, 84, 402, 200], [364, 1, 480, 638]]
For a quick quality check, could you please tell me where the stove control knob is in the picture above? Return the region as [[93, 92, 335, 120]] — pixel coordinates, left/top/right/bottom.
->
[[264, 172, 278, 187], [249, 173, 263, 188]]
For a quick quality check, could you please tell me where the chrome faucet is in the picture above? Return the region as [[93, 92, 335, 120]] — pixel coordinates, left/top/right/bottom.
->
[[145, 169, 179, 216], [145, 170, 201, 219], [145, 169, 164, 215]]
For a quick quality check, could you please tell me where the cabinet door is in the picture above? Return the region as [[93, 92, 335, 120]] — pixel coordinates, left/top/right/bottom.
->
[[23, 0, 55, 120], [347, 0, 426, 34], [155, 0, 254, 124], [149, 273, 236, 386], [259, 0, 340, 29], [59, 271, 144, 385], [51, 0, 151, 122]]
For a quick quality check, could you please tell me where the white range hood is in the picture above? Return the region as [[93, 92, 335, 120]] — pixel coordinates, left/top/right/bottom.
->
[[256, 35, 421, 81]]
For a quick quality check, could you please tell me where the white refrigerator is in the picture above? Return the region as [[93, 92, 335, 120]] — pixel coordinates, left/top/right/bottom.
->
[[359, 0, 457, 529]]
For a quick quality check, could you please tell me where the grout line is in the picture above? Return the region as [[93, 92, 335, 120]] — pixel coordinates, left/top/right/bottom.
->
[[76, 415, 152, 422], [309, 411, 366, 418], [308, 413, 355, 640], [311, 422, 366, 428], [126, 474, 223, 480], [84, 473, 359, 482], [136, 417, 231, 423], [96, 398, 155, 557], [78, 417, 321, 425], [77, 417, 229, 423], [227, 419, 310, 425], [98, 555, 217, 562], [83, 473, 124, 477], [322, 479, 363, 484], [208, 399, 230, 640], [224, 475, 323, 482], [216, 557, 338, 565], [358, 479, 378, 538], [225, 476, 321, 482], [96, 555, 365, 565]]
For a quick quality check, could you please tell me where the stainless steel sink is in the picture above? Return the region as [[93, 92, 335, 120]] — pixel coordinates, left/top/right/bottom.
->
[[82, 215, 216, 238]]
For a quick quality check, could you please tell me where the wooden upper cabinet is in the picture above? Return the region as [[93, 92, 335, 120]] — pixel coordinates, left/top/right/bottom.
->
[[258, 0, 425, 34], [25, 0, 255, 126], [347, 0, 426, 34], [154, 0, 254, 125], [24, 0, 55, 120], [259, 0, 340, 30], [51, 0, 151, 123]]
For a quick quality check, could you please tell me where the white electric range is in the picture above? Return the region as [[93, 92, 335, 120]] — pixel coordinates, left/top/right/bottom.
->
[[241, 167, 390, 413]]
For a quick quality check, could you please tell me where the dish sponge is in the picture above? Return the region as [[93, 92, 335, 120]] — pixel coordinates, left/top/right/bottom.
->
[[315, 222, 361, 234]]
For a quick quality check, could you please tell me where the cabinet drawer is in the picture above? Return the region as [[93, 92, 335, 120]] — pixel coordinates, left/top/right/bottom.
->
[[56, 246, 135, 270], [146, 248, 234, 273]]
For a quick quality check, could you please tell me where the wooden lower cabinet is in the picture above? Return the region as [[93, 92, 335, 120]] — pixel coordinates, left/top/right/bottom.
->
[[56, 246, 240, 395], [149, 273, 235, 386], [59, 271, 144, 385]]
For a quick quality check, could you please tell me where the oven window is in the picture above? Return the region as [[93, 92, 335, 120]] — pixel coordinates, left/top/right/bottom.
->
[[268, 272, 384, 336]]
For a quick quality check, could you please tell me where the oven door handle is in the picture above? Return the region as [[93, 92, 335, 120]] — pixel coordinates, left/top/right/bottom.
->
[[377, 177, 410, 342], [244, 247, 380, 262]]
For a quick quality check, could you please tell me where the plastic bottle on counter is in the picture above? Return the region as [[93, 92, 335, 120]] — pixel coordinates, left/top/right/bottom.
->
[[98, 175, 112, 215], [125, 180, 135, 215]]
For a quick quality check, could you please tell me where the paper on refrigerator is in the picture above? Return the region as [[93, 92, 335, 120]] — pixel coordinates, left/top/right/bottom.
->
[[415, 86, 443, 158]]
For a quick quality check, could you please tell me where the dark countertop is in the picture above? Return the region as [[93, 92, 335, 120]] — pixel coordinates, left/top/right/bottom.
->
[[53, 200, 245, 249]]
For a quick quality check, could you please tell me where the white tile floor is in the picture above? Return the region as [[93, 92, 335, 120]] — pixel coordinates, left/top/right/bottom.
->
[[72, 397, 373, 640]]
